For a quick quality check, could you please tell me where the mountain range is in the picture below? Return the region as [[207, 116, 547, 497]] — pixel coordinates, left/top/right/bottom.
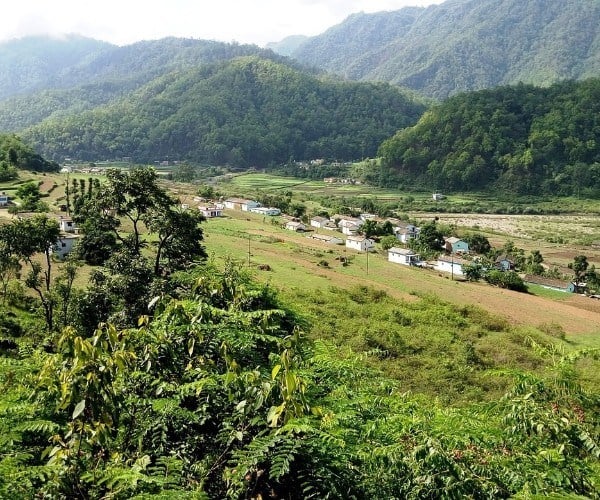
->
[[281, 0, 600, 99], [1, 0, 600, 174]]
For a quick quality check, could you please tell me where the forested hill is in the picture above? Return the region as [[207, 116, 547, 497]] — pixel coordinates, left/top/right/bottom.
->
[[0, 36, 295, 100], [286, 0, 600, 99], [0, 36, 300, 131], [21, 56, 425, 165], [378, 79, 600, 196]]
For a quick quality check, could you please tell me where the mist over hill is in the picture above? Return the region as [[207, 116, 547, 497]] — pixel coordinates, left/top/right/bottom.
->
[[0, 36, 304, 131]]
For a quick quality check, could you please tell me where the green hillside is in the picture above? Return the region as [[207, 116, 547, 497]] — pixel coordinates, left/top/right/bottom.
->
[[20, 56, 425, 165], [378, 79, 600, 196], [0, 134, 58, 180], [289, 0, 600, 99], [0, 37, 300, 131]]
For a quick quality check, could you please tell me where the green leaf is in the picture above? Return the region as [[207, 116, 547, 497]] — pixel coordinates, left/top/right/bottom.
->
[[271, 364, 282, 380], [72, 399, 86, 419]]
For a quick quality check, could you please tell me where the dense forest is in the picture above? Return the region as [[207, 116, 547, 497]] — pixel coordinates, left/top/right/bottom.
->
[[19, 57, 424, 166], [0, 36, 304, 131], [286, 0, 600, 98], [378, 79, 600, 196]]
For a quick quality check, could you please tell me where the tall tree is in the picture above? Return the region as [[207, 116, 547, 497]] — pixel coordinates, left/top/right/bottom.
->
[[99, 168, 172, 255], [2, 215, 60, 329], [569, 255, 589, 284]]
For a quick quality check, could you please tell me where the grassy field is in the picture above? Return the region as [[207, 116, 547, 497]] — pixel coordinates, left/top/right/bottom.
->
[[223, 172, 420, 199], [200, 208, 600, 402], [202, 209, 600, 342]]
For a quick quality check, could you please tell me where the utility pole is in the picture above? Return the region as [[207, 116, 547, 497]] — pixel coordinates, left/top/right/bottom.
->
[[247, 233, 251, 266]]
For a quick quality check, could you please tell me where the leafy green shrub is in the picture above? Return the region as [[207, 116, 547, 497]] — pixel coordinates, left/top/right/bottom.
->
[[484, 270, 528, 292]]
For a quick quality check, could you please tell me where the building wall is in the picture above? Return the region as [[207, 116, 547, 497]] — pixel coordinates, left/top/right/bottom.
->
[[435, 260, 464, 276]]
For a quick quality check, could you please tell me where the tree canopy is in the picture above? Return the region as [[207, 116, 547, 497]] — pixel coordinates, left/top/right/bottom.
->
[[379, 79, 600, 196], [21, 57, 424, 166]]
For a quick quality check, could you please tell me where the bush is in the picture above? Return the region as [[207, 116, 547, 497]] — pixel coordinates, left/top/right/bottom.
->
[[484, 270, 528, 292]]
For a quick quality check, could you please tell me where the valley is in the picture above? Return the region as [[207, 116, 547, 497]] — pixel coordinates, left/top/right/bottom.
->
[[1, 1, 600, 494]]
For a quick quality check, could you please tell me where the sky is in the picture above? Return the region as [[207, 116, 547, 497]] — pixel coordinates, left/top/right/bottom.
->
[[2, 0, 445, 47]]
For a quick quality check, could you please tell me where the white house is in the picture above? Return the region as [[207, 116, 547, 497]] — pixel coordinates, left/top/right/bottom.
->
[[250, 207, 281, 216], [388, 247, 420, 266], [285, 221, 306, 232], [337, 217, 363, 236], [433, 193, 445, 201], [394, 223, 419, 244], [307, 233, 344, 245], [58, 217, 76, 233], [310, 216, 329, 229], [434, 256, 470, 276], [224, 198, 260, 211], [345, 235, 374, 252], [341, 223, 361, 236], [0, 192, 8, 207], [198, 206, 223, 218], [241, 200, 261, 212], [51, 234, 79, 259]]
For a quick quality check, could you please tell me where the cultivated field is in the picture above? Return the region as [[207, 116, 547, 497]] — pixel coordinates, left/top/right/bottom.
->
[[203, 209, 600, 340]]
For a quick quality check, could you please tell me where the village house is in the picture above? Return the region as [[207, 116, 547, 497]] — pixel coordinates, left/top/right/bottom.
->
[[433, 193, 445, 201], [0, 192, 8, 207], [58, 217, 76, 233], [285, 221, 306, 232], [251, 207, 281, 216], [310, 216, 330, 229], [495, 254, 516, 271], [224, 198, 261, 211], [307, 233, 344, 245], [51, 234, 79, 259], [388, 247, 420, 266], [345, 235, 374, 252], [198, 205, 223, 218], [434, 255, 471, 276], [394, 223, 419, 244], [523, 275, 581, 293], [444, 236, 469, 254], [336, 216, 363, 236]]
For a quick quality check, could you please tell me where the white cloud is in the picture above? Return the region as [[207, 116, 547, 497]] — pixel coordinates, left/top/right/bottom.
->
[[2, 0, 445, 46]]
